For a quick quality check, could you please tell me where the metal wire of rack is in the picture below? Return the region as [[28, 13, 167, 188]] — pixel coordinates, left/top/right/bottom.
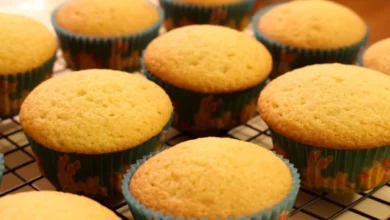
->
[[0, 52, 389, 220]]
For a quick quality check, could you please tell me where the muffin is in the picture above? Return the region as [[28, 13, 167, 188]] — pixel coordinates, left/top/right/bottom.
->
[[0, 154, 4, 184], [160, 0, 254, 31], [360, 38, 390, 75], [143, 25, 272, 136], [0, 191, 119, 219], [20, 69, 173, 204], [52, 0, 163, 72], [258, 63, 390, 193], [122, 137, 300, 219], [252, 0, 368, 79], [0, 13, 56, 118]]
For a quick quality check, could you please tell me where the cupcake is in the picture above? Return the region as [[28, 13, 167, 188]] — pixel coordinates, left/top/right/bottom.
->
[[160, 0, 254, 31], [258, 63, 390, 193], [52, 0, 163, 72], [20, 69, 173, 204], [360, 38, 390, 75], [0, 191, 119, 219], [143, 25, 272, 136], [252, 0, 369, 79], [122, 137, 300, 219], [0, 154, 4, 184], [0, 13, 56, 118]]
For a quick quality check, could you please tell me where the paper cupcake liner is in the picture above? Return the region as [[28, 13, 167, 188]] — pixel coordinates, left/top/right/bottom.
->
[[25, 115, 173, 205], [159, 0, 254, 31], [0, 55, 56, 118], [357, 49, 365, 67], [51, 2, 164, 72], [142, 60, 266, 136], [252, 5, 369, 80], [122, 151, 300, 220], [0, 154, 4, 184], [153, 113, 174, 151], [270, 129, 390, 193]]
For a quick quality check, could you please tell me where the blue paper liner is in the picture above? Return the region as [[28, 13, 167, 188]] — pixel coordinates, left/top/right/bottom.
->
[[25, 113, 173, 205], [252, 4, 369, 79], [0, 154, 4, 184], [142, 58, 267, 136], [51, 2, 164, 72], [0, 55, 56, 118], [122, 151, 300, 220], [270, 129, 390, 193], [357, 48, 367, 67], [159, 0, 254, 31]]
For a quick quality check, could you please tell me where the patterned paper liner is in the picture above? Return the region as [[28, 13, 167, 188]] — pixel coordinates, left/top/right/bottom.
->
[[0, 154, 4, 184], [25, 114, 173, 205], [154, 113, 174, 151], [51, 2, 164, 72], [142, 60, 267, 136], [0, 55, 56, 118], [271, 129, 390, 193], [159, 0, 254, 31], [122, 151, 300, 220], [252, 4, 369, 80]]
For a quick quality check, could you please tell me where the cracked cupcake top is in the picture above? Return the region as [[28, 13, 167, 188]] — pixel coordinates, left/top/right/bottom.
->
[[130, 137, 292, 218], [257, 0, 366, 49], [144, 25, 272, 93], [0, 191, 119, 219], [55, 0, 159, 36], [20, 69, 172, 154], [259, 63, 390, 149], [363, 38, 390, 75], [0, 13, 56, 75]]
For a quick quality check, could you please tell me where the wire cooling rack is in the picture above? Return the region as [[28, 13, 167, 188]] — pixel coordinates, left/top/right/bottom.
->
[[0, 52, 389, 220]]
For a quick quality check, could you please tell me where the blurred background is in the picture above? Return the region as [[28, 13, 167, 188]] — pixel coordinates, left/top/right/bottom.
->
[[0, 0, 389, 45]]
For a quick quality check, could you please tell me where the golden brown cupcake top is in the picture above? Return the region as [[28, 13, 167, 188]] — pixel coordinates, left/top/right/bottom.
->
[[130, 137, 292, 218], [0, 191, 119, 219], [0, 13, 56, 75], [363, 38, 390, 75], [55, 0, 159, 36], [144, 25, 272, 93], [259, 63, 390, 149], [20, 69, 172, 154], [258, 0, 366, 49], [175, 0, 243, 5]]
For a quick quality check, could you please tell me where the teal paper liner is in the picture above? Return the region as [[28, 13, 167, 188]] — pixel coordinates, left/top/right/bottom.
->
[[51, 2, 164, 72], [160, 0, 254, 31], [142, 58, 267, 136], [0, 154, 4, 184], [0, 55, 56, 118], [357, 49, 366, 67], [122, 151, 300, 220], [252, 4, 369, 79], [24, 113, 173, 205], [270, 129, 390, 193]]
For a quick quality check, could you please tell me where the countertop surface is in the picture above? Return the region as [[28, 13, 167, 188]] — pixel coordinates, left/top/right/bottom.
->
[[0, 1, 389, 220]]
